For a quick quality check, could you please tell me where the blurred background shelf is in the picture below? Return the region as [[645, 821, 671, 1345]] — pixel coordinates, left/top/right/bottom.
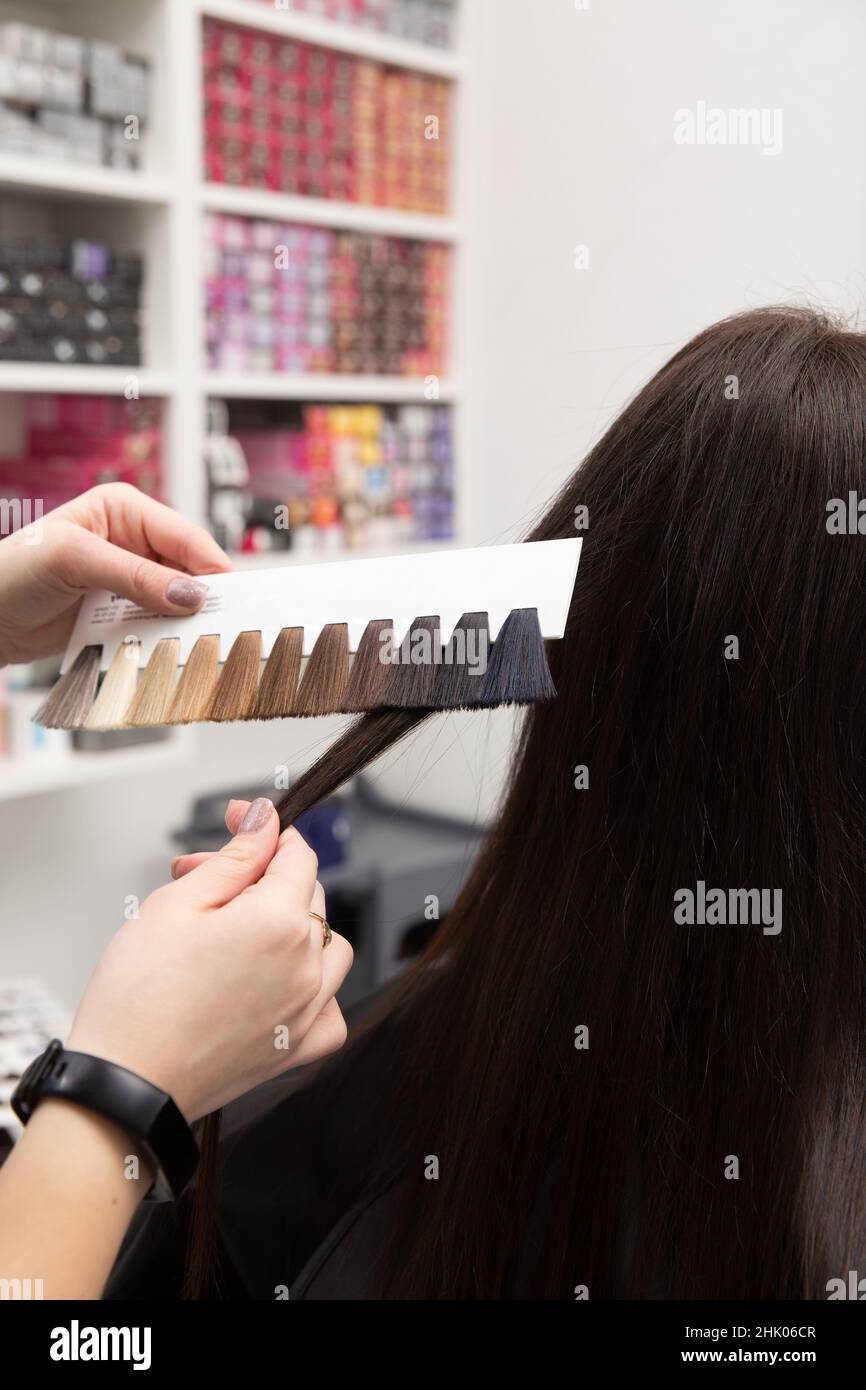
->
[[0, 152, 172, 205], [228, 536, 457, 567], [0, 735, 193, 803], [199, 182, 461, 242], [204, 372, 455, 402], [196, 0, 463, 78], [0, 363, 174, 396], [0, 0, 467, 546]]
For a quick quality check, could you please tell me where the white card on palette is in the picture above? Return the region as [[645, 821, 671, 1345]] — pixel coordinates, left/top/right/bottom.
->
[[61, 539, 583, 674]]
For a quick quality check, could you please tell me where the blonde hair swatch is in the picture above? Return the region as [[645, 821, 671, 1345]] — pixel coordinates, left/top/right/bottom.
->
[[84, 636, 141, 730], [125, 637, 180, 727], [166, 635, 220, 725], [207, 630, 262, 722]]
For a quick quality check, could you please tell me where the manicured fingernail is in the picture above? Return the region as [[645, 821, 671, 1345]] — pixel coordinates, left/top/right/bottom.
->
[[239, 797, 274, 834], [165, 578, 208, 610], [170, 857, 181, 879]]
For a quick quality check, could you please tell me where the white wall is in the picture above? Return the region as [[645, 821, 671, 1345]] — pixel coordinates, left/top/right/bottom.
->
[[459, 0, 866, 546], [3, 0, 866, 1007]]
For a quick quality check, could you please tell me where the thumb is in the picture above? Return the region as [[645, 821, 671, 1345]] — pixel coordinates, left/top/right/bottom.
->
[[171, 798, 279, 910], [61, 527, 211, 615]]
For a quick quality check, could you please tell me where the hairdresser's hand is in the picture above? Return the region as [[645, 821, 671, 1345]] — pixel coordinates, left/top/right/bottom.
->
[[66, 799, 352, 1121], [0, 482, 232, 667]]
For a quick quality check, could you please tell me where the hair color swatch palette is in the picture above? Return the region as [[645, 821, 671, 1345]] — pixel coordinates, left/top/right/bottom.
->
[[35, 610, 553, 731], [36, 540, 583, 731]]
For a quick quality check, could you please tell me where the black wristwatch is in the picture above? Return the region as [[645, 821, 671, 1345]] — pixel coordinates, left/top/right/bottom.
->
[[11, 1040, 199, 1202]]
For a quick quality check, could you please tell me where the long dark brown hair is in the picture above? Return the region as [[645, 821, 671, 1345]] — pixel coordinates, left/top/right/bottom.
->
[[189, 307, 866, 1299]]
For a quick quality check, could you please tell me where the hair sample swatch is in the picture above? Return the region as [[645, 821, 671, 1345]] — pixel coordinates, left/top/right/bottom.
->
[[207, 630, 262, 722], [251, 626, 303, 720], [477, 608, 556, 707], [341, 618, 394, 712], [35, 645, 102, 730], [167, 634, 220, 726], [84, 637, 141, 730], [382, 615, 442, 708], [294, 623, 350, 717], [431, 612, 491, 710], [125, 637, 181, 727]]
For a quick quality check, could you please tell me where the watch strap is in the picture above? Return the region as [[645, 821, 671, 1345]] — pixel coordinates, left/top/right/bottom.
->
[[11, 1040, 198, 1202]]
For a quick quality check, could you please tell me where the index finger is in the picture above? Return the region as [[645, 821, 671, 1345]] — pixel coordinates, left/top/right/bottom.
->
[[126, 491, 233, 575], [80, 485, 233, 576], [250, 824, 320, 909]]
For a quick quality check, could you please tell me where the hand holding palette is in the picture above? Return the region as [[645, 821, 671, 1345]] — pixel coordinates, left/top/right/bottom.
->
[[35, 539, 582, 732]]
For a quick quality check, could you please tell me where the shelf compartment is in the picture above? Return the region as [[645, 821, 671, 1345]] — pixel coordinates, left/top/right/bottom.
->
[[197, 0, 462, 79]]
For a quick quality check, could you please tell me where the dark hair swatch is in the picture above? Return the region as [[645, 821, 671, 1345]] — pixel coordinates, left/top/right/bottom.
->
[[293, 623, 349, 717], [477, 608, 556, 706], [341, 619, 394, 712], [382, 615, 442, 707], [431, 611, 491, 709], [251, 626, 303, 720]]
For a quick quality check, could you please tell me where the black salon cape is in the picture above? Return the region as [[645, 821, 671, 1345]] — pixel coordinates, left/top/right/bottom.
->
[[105, 990, 405, 1301]]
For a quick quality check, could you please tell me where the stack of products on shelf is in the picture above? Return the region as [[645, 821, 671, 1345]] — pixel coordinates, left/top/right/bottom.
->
[[0, 661, 70, 764], [249, 0, 457, 47], [0, 238, 144, 367], [205, 213, 449, 375], [0, 393, 163, 530], [0, 22, 151, 172], [203, 19, 450, 211], [208, 399, 454, 554]]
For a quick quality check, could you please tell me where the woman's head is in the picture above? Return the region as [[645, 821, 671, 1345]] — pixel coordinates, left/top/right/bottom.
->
[[195, 307, 866, 1298]]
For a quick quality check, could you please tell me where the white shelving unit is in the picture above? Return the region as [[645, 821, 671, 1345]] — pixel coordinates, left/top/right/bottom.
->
[[0, 151, 172, 205], [0, 363, 175, 396], [0, 0, 467, 531], [0, 734, 193, 802], [198, 0, 463, 78], [204, 371, 457, 402], [0, 0, 470, 797], [200, 180, 462, 242]]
